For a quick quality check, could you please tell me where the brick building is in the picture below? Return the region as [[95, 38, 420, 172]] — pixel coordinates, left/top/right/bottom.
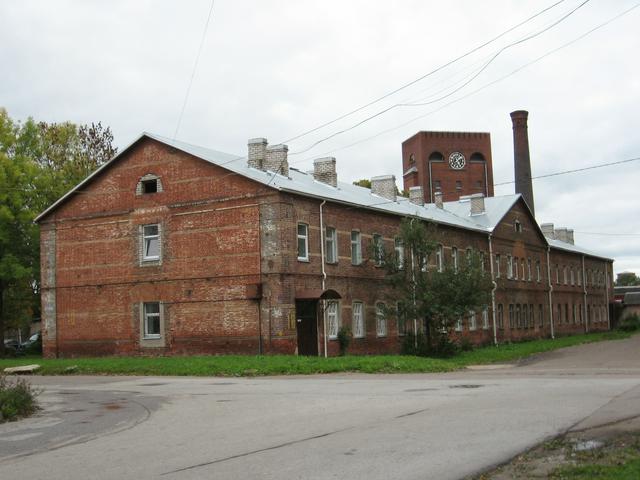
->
[[36, 130, 613, 358], [402, 131, 494, 203]]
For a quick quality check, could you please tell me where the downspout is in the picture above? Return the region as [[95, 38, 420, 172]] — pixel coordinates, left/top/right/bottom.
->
[[582, 255, 588, 334], [410, 219, 418, 350], [605, 261, 611, 330], [319, 200, 327, 358], [488, 234, 498, 346], [547, 246, 555, 339], [257, 207, 263, 355]]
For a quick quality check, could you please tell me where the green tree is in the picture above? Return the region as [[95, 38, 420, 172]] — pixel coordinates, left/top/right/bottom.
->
[[382, 218, 493, 355], [615, 272, 640, 286], [0, 108, 117, 356], [353, 179, 371, 189]]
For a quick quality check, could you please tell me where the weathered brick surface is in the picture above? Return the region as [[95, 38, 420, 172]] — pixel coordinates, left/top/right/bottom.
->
[[39, 137, 613, 358], [402, 131, 495, 203]]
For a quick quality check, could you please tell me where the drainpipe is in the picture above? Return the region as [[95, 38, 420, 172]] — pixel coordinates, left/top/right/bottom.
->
[[488, 234, 498, 346], [547, 247, 555, 339], [319, 200, 327, 358], [410, 219, 418, 349], [582, 255, 588, 334], [605, 261, 611, 330]]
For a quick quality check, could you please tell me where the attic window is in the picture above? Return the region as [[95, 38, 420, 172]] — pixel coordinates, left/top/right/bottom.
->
[[515, 220, 522, 233], [136, 174, 163, 196], [142, 179, 158, 194], [409, 154, 415, 164]]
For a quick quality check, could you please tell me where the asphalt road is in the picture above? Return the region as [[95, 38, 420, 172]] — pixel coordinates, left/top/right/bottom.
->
[[1, 335, 639, 480]]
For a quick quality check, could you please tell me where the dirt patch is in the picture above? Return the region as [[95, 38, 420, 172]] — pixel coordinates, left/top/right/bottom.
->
[[470, 416, 640, 479]]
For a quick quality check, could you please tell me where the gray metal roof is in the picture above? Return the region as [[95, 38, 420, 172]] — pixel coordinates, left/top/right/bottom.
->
[[545, 237, 613, 261], [33, 132, 613, 262], [624, 292, 640, 305]]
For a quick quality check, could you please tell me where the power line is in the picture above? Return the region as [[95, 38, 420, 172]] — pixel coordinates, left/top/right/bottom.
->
[[493, 156, 640, 186], [290, 0, 591, 156], [281, 0, 568, 145], [173, 0, 216, 140], [296, 2, 640, 164]]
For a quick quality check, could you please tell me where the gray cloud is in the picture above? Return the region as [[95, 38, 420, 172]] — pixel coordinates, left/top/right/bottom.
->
[[1, 0, 638, 275]]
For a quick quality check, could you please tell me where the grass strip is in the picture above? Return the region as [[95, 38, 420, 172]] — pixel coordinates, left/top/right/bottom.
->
[[0, 331, 631, 377]]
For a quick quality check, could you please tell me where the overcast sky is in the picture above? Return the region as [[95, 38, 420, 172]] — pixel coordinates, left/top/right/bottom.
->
[[2, 0, 639, 276]]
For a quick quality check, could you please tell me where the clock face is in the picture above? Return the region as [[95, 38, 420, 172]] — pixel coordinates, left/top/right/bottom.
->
[[449, 152, 466, 170]]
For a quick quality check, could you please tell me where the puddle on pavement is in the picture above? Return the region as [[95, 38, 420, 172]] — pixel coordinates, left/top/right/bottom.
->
[[449, 384, 483, 389]]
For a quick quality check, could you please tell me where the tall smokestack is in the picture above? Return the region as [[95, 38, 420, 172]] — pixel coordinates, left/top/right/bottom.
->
[[511, 110, 535, 217]]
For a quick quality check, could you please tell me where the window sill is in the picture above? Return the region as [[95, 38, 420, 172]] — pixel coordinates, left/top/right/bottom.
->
[[297, 258, 310, 263], [143, 335, 161, 340]]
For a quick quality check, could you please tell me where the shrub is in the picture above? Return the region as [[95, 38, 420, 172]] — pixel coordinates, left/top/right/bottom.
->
[[337, 326, 352, 356], [401, 332, 430, 356], [458, 337, 474, 352], [618, 314, 640, 332], [0, 375, 39, 422]]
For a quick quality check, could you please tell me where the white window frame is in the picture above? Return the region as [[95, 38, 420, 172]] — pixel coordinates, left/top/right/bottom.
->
[[514, 257, 519, 280], [326, 300, 340, 339], [455, 316, 463, 332], [536, 260, 541, 283], [142, 224, 161, 262], [451, 246, 458, 273], [297, 223, 309, 261], [397, 301, 407, 336], [482, 307, 489, 330], [469, 310, 477, 331], [352, 301, 364, 338], [395, 237, 405, 270], [351, 230, 362, 265], [325, 226, 338, 264], [375, 302, 387, 337], [436, 245, 444, 272], [507, 255, 513, 279], [373, 234, 384, 266], [495, 254, 501, 278], [143, 302, 161, 339], [570, 268, 575, 286], [563, 266, 568, 285], [527, 258, 532, 281]]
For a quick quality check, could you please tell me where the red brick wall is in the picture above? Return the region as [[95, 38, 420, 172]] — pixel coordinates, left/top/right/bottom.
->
[[402, 131, 495, 203], [39, 138, 613, 358], [41, 138, 268, 357]]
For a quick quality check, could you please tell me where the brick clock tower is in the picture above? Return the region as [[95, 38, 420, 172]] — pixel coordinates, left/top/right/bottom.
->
[[402, 131, 494, 203]]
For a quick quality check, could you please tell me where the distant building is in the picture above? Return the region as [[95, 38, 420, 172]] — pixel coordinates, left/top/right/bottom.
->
[[402, 131, 494, 203]]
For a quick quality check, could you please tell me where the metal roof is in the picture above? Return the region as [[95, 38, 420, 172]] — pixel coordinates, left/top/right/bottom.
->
[[624, 292, 640, 305], [33, 132, 613, 262]]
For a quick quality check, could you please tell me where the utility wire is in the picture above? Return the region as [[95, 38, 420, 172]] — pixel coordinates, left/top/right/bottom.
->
[[297, 1, 640, 164], [281, 0, 568, 144], [290, 0, 591, 155], [173, 0, 216, 140]]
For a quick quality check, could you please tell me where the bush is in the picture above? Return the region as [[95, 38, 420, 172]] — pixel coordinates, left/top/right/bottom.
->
[[618, 314, 640, 332], [0, 375, 39, 422], [401, 332, 460, 358], [337, 326, 352, 356], [458, 337, 474, 352], [401, 332, 430, 356]]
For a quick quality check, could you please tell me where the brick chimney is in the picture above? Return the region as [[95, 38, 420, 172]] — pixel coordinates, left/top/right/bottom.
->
[[470, 193, 485, 215], [434, 190, 443, 209], [371, 175, 397, 201], [540, 223, 555, 239], [409, 186, 424, 206], [511, 110, 535, 217], [313, 157, 337, 187], [248, 138, 267, 169], [554, 227, 575, 245], [264, 144, 289, 176]]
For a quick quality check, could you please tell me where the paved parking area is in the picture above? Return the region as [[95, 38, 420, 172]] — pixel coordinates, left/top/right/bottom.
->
[[1, 335, 639, 480]]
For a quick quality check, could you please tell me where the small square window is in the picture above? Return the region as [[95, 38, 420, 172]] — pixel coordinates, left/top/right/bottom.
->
[[325, 227, 338, 264], [142, 224, 160, 261], [142, 179, 158, 194], [143, 302, 161, 339], [297, 223, 309, 261]]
